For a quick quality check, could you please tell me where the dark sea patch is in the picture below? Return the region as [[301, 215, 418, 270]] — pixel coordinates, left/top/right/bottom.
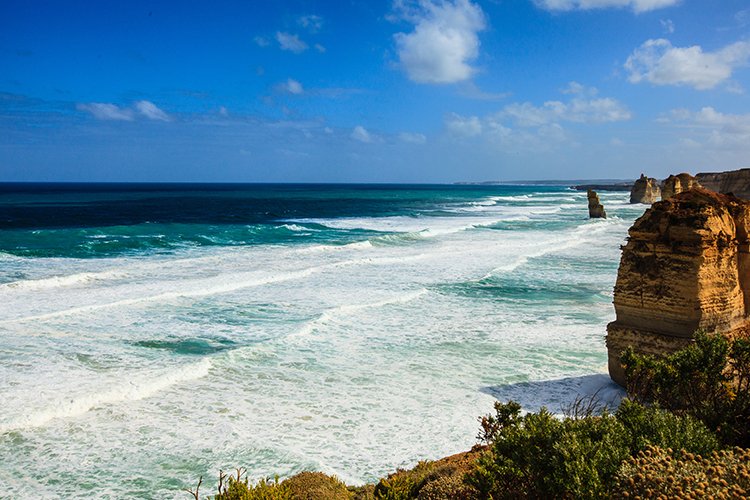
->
[[436, 273, 608, 305], [131, 338, 238, 355]]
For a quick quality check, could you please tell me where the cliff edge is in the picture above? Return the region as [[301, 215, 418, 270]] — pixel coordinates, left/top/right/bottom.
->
[[630, 174, 661, 204], [697, 168, 750, 199], [661, 173, 701, 200], [606, 188, 750, 386]]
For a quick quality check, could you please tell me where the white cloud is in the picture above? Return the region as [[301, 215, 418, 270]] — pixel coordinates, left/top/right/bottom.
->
[[78, 101, 170, 122], [135, 100, 170, 121], [625, 39, 750, 90], [399, 132, 427, 143], [218, 106, 229, 117], [445, 113, 482, 137], [76, 102, 134, 121], [666, 106, 750, 148], [534, 0, 679, 13], [660, 19, 675, 34], [443, 84, 629, 150], [314, 43, 326, 53], [393, 0, 486, 84], [351, 125, 375, 143], [254, 36, 270, 47], [280, 78, 304, 95], [501, 85, 631, 126], [298, 15, 324, 33], [276, 32, 308, 53]]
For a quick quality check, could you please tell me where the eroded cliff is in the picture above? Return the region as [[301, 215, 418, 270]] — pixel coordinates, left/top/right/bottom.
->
[[606, 188, 750, 386], [661, 173, 701, 200], [696, 168, 750, 199], [630, 174, 661, 204]]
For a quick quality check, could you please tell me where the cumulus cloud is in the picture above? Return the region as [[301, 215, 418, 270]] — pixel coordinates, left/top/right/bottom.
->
[[625, 39, 750, 90], [444, 84, 630, 150], [393, 0, 486, 84], [135, 100, 170, 121], [76, 102, 134, 121], [279, 78, 304, 95], [500, 84, 631, 126], [351, 125, 376, 143], [667, 106, 750, 147], [276, 32, 308, 53], [399, 132, 427, 143], [534, 0, 679, 13], [445, 113, 482, 137]]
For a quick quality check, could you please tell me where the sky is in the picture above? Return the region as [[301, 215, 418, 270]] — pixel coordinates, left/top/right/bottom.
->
[[1, 0, 749, 183]]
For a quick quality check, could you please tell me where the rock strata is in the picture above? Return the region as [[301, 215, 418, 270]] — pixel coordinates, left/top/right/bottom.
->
[[630, 174, 661, 204], [606, 188, 750, 386], [661, 173, 701, 200], [587, 190, 606, 218], [696, 168, 750, 200]]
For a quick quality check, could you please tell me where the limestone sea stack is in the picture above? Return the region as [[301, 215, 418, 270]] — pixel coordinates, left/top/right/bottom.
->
[[661, 172, 701, 200], [587, 189, 606, 218], [696, 168, 750, 199], [606, 188, 750, 386], [629, 174, 661, 204]]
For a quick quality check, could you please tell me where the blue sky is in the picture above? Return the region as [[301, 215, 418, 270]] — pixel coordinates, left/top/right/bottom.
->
[[1, 0, 749, 182]]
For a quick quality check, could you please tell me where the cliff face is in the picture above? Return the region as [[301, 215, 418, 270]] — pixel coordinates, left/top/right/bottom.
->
[[630, 174, 661, 204], [661, 173, 701, 200], [696, 168, 750, 199], [588, 190, 607, 218], [606, 188, 750, 386]]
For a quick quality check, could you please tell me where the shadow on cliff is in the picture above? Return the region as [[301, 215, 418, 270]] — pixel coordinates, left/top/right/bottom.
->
[[480, 374, 626, 414]]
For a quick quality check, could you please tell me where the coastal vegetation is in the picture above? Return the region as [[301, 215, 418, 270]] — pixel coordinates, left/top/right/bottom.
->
[[189, 331, 750, 499]]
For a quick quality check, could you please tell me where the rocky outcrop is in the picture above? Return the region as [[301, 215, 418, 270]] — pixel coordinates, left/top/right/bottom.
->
[[606, 188, 750, 386], [587, 190, 606, 218], [661, 173, 701, 200], [630, 174, 661, 204], [696, 168, 750, 200]]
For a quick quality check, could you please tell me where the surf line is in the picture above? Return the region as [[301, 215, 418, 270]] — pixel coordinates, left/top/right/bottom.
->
[[0, 254, 430, 324], [286, 288, 430, 341]]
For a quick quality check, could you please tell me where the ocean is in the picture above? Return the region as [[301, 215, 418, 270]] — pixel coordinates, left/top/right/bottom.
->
[[0, 183, 644, 498]]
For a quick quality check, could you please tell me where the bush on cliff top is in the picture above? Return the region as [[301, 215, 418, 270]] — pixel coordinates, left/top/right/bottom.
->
[[613, 445, 750, 499], [622, 331, 750, 447], [465, 398, 719, 499]]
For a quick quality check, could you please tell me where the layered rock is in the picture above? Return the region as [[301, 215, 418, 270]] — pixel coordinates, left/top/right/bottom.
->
[[661, 173, 701, 200], [630, 174, 661, 204], [696, 168, 750, 199], [587, 190, 606, 218], [606, 188, 750, 386]]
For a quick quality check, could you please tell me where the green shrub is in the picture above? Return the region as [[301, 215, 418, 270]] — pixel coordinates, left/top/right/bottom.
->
[[615, 399, 720, 456], [622, 331, 750, 446], [613, 445, 750, 499], [467, 402, 630, 499], [213, 472, 292, 500]]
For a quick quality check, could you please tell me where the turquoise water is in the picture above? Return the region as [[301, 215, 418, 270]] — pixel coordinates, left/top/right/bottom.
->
[[0, 184, 644, 498]]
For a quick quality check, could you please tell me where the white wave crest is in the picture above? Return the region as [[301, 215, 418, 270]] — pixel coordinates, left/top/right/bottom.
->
[[0, 270, 127, 291], [289, 288, 429, 339], [0, 359, 211, 434]]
